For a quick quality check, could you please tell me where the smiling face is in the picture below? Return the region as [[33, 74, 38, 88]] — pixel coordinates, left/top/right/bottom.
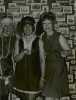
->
[[23, 23, 33, 36], [1, 18, 14, 36], [42, 19, 54, 36]]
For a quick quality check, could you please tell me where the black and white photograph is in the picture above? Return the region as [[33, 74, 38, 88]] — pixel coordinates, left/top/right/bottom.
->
[[0, 5, 5, 13], [13, 14, 22, 24], [32, 0, 41, 3], [68, 74, 73, 83], [41, 0, 47, 4], [0, 0, 4, 4], [20, 6, 30, 14], [31, 11, 41, 18], [7, 7, 20, 15], [26, 0, 33, 5], [31, 3, 41, 11], [42, 5, 49, 12], [51, 2, 62, 14], [58, 27, 69, 35], [56, 14, 65, 22], [56, 0, 69, 4], [60, 97, 70, 100], [63, 5, 73, 14], [52, 2, 60, 9], [67, 15, 75, 25], [0, 0, 76, 100], [12, 0, 25, 3], [8, 3, 17, 8]]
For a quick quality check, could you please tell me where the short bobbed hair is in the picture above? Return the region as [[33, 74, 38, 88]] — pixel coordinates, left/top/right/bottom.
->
[[40, 12, 56, 23], [17, 16, 35, 35], [36, 12, 56, 36]]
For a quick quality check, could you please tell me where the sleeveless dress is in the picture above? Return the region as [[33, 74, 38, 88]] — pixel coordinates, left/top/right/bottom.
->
[[14, 37, 41, 93], [42, 32, 69, 98]]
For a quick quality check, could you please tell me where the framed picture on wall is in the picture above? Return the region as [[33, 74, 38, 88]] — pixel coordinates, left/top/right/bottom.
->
[[42, 5, 49, 12], [60, 96, 70, 100], [13, 14, 22, 24], [70, 65, 76, 74], [12, 0, 25, 3], [67, 15, 75, 25], [56, 0, 69, 4], [0, 6, 5, 13], [71, 95, 76, 100], [58, 27, 69, 35], [68, 74, 73, 83], [69, 83, 76, 92], [56, 13, 65, 22], [31, 11, 40, 18], [41, 0, 47, 4], [0, 0, 4, 4], [32, 0, 41, 3], [51, 2, 62, 14], [8, 3, 17, 8], [20, 6, 29, 14], [63, 6, 72, 14], [7, 7, 20, 15], [52, 2, 60, 9], [31, 3, 41, 11], [26, 0, 33, 4]]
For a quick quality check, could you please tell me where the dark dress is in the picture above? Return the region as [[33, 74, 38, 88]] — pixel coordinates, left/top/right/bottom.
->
[[0, 35, 15, 99], [0, 36, 15, 76], [14, 37, 41, 92], [42, 32, 69, 98]]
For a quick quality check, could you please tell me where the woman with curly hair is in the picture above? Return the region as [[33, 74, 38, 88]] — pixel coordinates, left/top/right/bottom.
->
[[36, 12, 70, 100]]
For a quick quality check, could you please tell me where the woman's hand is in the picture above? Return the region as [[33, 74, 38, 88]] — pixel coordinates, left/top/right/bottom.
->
[[5, 77, 10, 86], [24, 49, 31, 55], [14, 51, 25, 62], [39, 77, 45, 89], [61, 50, 72, 58], [14, 49, 31, 62]]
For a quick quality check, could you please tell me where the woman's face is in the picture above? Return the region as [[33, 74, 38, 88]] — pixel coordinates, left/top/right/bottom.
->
[[42, 19, 53, 35], [1, 18, 14, 36], [23, 23, 33, 36]]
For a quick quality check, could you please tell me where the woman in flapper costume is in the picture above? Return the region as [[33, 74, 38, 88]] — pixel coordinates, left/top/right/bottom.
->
[[13, 16, 45, 100]]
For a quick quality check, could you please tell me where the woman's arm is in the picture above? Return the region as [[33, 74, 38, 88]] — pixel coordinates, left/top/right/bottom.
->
[[14, 37, 25, 63], [14, 51, 25, 63], [39, 39, 45, 80], [59, 35, 71, 57]]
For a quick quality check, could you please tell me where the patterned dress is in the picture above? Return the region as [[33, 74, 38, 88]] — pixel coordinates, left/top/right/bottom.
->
[[14, 37, 41, 93], [0, 35, 15, 95], [42, 32, 69, 98]]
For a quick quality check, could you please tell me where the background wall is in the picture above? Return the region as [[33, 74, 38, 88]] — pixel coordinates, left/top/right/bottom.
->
[[0, 0, 76, 100]]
